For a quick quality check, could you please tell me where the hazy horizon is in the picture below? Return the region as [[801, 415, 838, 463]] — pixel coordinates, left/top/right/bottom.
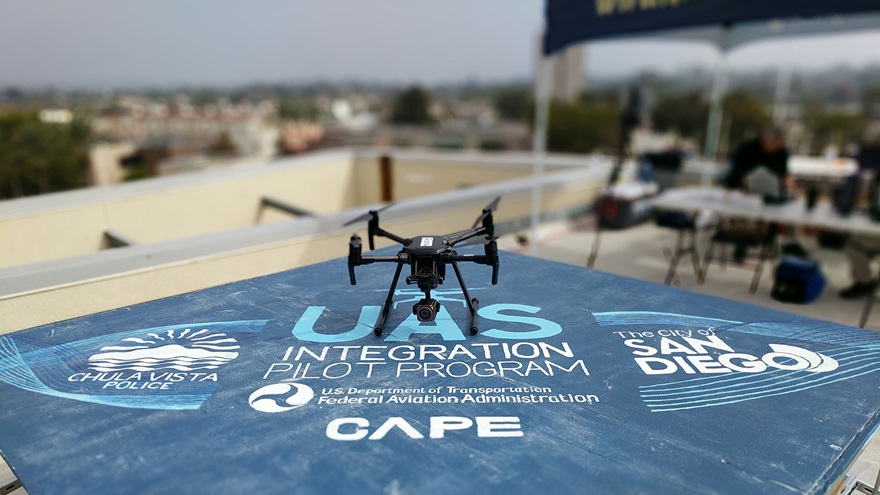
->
[[2, 1, 880, 90]]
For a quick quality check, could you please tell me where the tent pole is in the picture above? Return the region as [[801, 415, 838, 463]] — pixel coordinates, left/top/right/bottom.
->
[[773, 64, 792, 125], [530, 50, 553, 256], [702, 53, 729, 184], [702, 28, 730, 185]]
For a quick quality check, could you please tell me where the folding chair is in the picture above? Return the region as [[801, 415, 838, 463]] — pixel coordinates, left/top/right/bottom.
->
[[654, 211, 708, 285], [698, 219, 778, 294], [859, 251, 880, 328]]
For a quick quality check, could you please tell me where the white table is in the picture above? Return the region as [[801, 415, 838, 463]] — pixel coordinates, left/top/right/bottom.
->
[[679, 155, 858, 187], [652, 187, 880, 238], [653, 187, 880, 327], [789, 156, 858, 181]]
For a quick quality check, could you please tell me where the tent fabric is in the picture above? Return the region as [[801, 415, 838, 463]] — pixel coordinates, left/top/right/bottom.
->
[[544, 0, 880, 55], [647, 13, 880, 50]]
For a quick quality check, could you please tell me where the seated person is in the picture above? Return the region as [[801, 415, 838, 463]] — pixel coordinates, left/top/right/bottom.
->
[[722, 127, 794, 261], [840, 236, 880, 299], [723, 126, 794, 195]]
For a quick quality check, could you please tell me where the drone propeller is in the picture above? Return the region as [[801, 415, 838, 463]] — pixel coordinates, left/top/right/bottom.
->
[[456, 233, 496, 248], [343, 202, 395, 227], [471, 196, 501, 229], [344, 202, 396, 250], [444, 197, 502, 247]]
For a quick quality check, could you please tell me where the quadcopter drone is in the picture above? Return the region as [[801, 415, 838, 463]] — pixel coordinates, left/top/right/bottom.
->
[[346, 197, 501, 336]]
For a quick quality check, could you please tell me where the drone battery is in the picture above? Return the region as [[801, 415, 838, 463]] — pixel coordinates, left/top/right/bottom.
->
[[410, 255, 445, 282], [598, 182, 659, 229]]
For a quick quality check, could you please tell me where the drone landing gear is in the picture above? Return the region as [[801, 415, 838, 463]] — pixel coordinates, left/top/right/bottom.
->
[[451, 260, 479, 335], [371, 259, 480, 336], [374, 261, 405, 336], [468, 299, 479, 336]]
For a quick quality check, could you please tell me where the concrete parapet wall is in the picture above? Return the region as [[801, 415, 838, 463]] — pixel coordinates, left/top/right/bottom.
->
[[0, 149, 611, 333], [1, 148, 603, 268], [0, 150, 356, 267]]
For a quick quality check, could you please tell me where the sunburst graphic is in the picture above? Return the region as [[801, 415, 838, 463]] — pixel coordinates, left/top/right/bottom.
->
[[87, 328, 240, 373]]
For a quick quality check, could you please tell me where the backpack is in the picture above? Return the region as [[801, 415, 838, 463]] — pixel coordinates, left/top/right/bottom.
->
[[771, 257, 826, 304]]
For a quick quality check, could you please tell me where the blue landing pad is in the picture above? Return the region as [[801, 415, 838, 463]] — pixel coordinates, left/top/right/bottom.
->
[[1, 250, 879, 494]]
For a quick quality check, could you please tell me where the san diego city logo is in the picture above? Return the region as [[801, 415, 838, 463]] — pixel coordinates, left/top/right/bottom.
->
[[610, 325, 845, 412]]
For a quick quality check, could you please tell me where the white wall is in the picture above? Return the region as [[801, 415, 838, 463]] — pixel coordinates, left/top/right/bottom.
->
[[0, 149, 611, 333]]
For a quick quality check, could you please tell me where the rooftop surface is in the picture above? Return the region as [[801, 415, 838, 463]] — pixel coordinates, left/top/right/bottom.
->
[[1, 214, 878, 495], [0, 242, 878, 494], [502, 214, 880, 492], [1, 143, 878, 492]]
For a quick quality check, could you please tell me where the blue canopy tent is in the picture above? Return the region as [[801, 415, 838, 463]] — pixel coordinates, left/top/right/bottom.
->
[[544, 1, 880, 55], [529, 0, 880, 254]]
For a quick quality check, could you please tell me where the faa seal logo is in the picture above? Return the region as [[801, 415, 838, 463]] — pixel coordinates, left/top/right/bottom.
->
[[249, 382, 315, 413], [0, 320, 267, 410]]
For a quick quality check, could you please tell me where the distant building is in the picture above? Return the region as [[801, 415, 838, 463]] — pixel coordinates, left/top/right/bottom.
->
[[38, 108, 73, 124], [86, 98, 287, 182], [548, 45, 585, 102], [322, 124, 531, 152], [91, 98, 279, 158], [534, 38, 585, 102], [88, 142, 137, 186], [278, 122, 325, 155]]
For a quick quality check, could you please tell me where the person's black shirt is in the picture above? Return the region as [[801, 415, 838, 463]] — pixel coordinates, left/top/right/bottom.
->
[[723, 138, 789, 190]]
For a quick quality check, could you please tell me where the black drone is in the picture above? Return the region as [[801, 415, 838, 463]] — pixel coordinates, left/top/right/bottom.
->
[[346, 197, 501, 336]]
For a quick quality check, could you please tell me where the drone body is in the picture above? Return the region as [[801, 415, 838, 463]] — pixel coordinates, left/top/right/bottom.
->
[[346, 198, 501, 336]]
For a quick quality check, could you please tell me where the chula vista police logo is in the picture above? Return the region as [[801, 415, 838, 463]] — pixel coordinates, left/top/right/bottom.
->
[[0, 320, 267, 410], [88, 328, 241, 373]]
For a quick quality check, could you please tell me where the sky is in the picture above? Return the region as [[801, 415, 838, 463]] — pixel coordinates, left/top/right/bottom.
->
[[1, 0, 880, 88]]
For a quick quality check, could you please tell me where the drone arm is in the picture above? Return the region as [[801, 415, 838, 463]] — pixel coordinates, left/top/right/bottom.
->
[[449, 254, 485, 263], [373, 227, 411, 247], [446, 226, 486, 247], [447, 241, 499, 285], [361, 215, 409, 250], [360, 255, 404, 263]]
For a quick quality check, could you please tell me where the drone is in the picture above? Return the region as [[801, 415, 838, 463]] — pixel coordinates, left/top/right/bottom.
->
[[346, 197, 501, 336]]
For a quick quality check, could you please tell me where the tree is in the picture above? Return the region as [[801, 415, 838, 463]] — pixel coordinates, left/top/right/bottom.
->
[[652, 88, 770, 155], [208, 131, 238, 156], [494, 87, 532, 122], [802, 105, 868, 154], [277, 99, 318, 121], [0, 111, 91, 199], [651, 91, 710, 142], [390, 86, 433, 125], [862, 85, 880, 120], [721, 88, 771, 151], [546, 92, 619, 154]]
